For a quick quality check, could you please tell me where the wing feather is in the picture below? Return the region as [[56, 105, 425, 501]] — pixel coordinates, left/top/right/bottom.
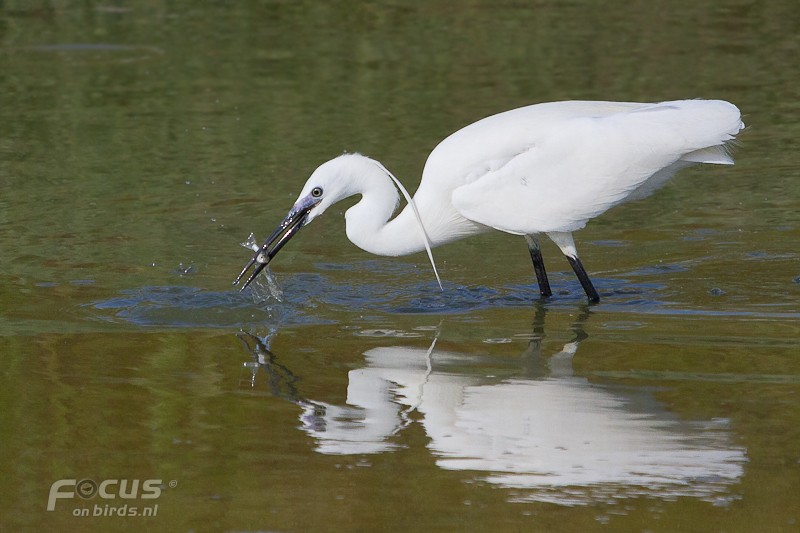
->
[[451, 100, 742, 234]]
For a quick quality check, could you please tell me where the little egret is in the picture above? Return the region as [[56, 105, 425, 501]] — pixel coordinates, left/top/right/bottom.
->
[[234, 100, 743, 302]]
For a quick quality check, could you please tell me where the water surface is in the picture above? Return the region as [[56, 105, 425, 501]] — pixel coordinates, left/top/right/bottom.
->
[[1, 1, 799, 531]]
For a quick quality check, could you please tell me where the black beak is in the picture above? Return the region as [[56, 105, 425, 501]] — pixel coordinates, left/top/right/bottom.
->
[[233, 197, 319, 292]]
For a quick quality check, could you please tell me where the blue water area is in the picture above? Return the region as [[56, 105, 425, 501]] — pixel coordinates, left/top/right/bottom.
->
[[85, 259, 727, 330], [88, 255, 800, 330]]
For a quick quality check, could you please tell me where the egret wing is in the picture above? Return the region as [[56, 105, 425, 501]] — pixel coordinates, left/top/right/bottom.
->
[[451, 100, 742, 234]]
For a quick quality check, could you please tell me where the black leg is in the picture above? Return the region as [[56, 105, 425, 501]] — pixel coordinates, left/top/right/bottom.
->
[[525, 236, 552, 298], [565, 255, 600, 304]]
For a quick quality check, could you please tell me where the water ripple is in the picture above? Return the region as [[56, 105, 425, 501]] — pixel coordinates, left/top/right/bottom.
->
[[86, 262, 799, 329]]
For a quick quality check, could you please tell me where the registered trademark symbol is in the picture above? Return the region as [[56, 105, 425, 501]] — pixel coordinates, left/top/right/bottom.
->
[[169, 480, 178, 488]]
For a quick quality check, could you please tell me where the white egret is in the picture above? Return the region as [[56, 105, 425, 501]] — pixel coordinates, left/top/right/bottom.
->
[[234, 99, 744, 302]]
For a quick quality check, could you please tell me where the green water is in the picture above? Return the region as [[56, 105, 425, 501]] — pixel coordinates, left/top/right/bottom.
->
[[1, 2, 799, 532]]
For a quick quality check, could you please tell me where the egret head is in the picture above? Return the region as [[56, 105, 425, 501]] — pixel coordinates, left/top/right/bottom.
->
[[295, 155, 365, 224], [232, 155, 365, 291]]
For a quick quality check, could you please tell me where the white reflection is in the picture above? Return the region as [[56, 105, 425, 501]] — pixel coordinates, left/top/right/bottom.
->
[[297, 334, 746, 505]]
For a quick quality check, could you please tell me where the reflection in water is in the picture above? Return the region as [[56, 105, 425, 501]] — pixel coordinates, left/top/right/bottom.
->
[[240, 313, 746, 505]]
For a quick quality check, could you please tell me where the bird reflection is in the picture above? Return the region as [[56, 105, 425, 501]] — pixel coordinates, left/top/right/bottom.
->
[[237, 330, 328, 432], [239, 308, 746, 505]]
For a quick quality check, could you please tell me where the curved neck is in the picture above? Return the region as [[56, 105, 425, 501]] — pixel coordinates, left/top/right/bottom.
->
[[343, 160, 428, 257]]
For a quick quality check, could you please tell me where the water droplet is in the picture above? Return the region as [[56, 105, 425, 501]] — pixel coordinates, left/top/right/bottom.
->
[[174, 263, 197, 276], [241, 233, 260, 252]]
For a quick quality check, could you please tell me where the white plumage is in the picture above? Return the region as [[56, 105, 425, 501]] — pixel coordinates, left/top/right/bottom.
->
[[235, 99, 744, 302]]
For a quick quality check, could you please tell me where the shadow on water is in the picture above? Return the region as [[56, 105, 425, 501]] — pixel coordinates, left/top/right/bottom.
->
[[236, 308, 747, 506]]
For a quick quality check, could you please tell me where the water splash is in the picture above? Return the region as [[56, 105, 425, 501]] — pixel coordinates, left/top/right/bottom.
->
[[240, 232, 284, 303]]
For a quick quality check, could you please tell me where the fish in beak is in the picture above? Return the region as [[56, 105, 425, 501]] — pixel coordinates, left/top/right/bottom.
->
[[233, 195, 320, 292]]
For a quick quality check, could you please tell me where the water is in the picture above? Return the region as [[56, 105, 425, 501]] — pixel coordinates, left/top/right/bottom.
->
[[2, 1, 799, 531]]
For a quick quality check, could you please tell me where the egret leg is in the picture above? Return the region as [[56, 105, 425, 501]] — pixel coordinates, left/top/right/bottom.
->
[[524, 235, 552, 298], [547, 231, 600, 304], [565, 255, 600, 304]]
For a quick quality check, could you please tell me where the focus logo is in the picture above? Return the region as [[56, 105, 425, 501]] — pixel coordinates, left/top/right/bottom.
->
[[47, 479, 163, 511]]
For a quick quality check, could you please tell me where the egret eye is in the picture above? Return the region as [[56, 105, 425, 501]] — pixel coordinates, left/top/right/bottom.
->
[[311, 187, 323, 198]]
